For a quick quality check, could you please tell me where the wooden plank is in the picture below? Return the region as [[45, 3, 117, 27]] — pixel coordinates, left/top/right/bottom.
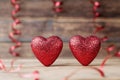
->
[[0, 58, 120, 80], [0, 42, 73, 58], [53, 19, 120, 40], [0, 42, 120, 58], [0, 18, 120, 42], [0, 0, 120, 18]]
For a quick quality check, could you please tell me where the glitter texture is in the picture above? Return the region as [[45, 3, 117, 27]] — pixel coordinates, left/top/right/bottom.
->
[[31, 36, 63, 66], [69, 35, 101, 66]]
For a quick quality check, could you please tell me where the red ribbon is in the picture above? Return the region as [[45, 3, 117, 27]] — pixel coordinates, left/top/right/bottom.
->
[[0, 58, 40, 80], [19, 70, 40, 80], [115, 51, 120, 57], [52, 0, 63, 13], [9, 0, 22, 56], [0, 59, 22, 72]]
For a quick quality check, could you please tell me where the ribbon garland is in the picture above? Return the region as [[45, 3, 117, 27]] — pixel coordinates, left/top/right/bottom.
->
[[90, 0, 120, 77], [52, 0, 63, 13], [9, 0, 22, 57]]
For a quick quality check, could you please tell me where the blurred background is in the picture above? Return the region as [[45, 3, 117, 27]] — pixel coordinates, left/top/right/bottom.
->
[[0, 0, 120, 58]]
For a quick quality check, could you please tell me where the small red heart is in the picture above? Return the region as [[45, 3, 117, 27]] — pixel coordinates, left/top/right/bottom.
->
[[69, 35, 101, 66], [31, 36, 63, 66]]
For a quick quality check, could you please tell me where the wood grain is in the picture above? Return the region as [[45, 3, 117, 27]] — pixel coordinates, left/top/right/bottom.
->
[[0, 18, 120, 42], [0, 42, 120, 58], [0, 58, 120, 80], [0, 0, 120, 58], [0, 0, 120, 18]]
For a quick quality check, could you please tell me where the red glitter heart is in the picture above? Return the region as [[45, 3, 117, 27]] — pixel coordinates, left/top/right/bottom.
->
[[69, 35, 101, 66], [31, 36, 63, 66]]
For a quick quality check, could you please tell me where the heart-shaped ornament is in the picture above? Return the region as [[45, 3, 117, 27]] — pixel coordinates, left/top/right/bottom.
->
[[69, 35, 101, 66], [31, 36, 63, 66]]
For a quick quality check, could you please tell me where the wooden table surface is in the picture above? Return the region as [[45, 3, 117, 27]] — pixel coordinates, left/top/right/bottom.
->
[[0, 58, 120, 80]]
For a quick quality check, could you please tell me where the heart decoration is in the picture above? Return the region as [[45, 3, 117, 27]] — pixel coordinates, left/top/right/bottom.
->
[[31, 36, 63, 66], [69, 35, 101, 66]]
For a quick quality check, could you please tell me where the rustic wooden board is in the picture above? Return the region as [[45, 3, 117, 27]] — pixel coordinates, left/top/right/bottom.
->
[[0, 58, 120, 80], [0, 0, 120, 58], [0, 0, 120, 18], [0, 18, 120, 42], [0, 42, 120, 58]]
